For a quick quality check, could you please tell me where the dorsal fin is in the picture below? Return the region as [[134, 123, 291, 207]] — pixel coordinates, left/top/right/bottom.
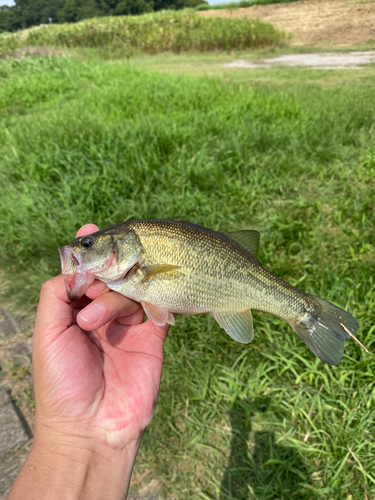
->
[[168, 218, 192, 224], [223, 230, 260, 256]]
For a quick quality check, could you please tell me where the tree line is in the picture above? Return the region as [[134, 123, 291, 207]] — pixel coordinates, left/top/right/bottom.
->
[[0, 0, 206, 33]]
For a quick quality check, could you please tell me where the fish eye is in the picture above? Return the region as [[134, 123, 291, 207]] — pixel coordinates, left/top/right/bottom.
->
[[81, 236, 94, 249]]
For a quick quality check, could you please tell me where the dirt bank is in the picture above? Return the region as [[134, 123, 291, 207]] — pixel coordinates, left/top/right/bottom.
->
[[200, 0, 375, 46]]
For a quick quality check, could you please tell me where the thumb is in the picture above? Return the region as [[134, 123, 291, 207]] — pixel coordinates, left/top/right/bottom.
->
[[34, 275, 76, 347]]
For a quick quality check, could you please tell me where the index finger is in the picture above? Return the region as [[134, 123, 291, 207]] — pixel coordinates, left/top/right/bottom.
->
[[76, 223, 99, 238]]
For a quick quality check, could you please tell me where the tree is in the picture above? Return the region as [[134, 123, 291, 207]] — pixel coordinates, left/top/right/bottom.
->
[[0, 0, 208, 33], [115, 0, 153, 15], [58, 0, 81, 23], [153, 0, 204, 11], [0, 5, 22, 32], [40, 0, 65, 24], [99, 0, 120, 15], [58, 0, 106, 23], [79, 0, 104, 20]]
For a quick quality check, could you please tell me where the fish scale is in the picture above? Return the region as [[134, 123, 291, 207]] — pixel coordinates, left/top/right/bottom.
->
[[124, 220, 262, 313], [124, 220, 306, 318], [59, 219, 360, 366]]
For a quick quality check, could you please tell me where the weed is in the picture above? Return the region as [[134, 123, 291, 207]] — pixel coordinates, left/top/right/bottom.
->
[[0, 11, 287, 57]]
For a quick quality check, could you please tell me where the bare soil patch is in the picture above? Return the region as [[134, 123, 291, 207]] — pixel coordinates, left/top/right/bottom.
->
[[224, 50, 375, 69], [200, 0, 375, 46]]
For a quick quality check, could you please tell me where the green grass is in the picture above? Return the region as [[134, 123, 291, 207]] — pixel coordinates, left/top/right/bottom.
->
[[0, 11, 287, 57], [0, 54, 374, 499], [128, 49, 375, 86]]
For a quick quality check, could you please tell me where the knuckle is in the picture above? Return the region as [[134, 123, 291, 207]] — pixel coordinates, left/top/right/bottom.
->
[[40, 276, 60, 297], [41, 279, 55, 295]]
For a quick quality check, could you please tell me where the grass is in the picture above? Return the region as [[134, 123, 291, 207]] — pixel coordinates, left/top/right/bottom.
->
[[128, 49, 375, 86], [0, 11, 288, 57], [0, 52, 374, 499]]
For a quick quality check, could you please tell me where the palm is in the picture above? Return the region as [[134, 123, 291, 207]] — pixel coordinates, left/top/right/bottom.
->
[[93, 319, 166, 445], [35, 293, 167, 448]]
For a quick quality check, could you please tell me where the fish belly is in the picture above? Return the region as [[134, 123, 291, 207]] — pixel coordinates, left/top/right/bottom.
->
[[108, 268, 253, 315]]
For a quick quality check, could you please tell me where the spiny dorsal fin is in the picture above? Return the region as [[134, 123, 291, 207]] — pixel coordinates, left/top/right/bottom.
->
[[140, 264, 181, 281], [169, 218, 192, 224], [211, 310, 254, 344], [223, 230, 260, 256]]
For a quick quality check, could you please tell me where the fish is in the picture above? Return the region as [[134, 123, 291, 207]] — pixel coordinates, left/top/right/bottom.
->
[[58, 219, 360, 365]]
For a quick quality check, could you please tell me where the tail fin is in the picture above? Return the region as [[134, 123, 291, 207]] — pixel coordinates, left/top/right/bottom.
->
[[290, 295, 359, 365]]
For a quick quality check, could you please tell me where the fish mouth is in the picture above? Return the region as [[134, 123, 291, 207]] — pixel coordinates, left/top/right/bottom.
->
[[58, 246, 80, 275], [58, 246, 94, 301]]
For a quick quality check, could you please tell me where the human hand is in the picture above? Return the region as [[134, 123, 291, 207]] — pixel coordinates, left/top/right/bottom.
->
[[9, 224, 170, 500], [34, 223, 169, 448]]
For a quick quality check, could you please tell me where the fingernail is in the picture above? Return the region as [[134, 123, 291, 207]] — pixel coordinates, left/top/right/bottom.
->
[[79, 303, 103, 325]]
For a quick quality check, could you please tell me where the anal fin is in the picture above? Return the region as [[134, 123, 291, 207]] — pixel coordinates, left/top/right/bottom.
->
[[142, 302, 175, 327], [211, 310, 254, 344]]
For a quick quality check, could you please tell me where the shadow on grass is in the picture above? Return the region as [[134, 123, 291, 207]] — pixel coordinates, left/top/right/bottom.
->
[[219, 397, 319, 500]]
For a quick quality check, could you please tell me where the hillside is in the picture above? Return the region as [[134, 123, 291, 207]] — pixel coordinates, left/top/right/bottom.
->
[[0, 11, 288, 56], [200, 0, 375, 46]]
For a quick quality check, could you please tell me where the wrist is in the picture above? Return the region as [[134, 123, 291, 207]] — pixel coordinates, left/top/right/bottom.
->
[[8, 425, 141, 500]]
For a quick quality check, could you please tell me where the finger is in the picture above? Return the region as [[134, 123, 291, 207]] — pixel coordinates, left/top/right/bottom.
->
[[145, 319, 171, 342], [84, 281, 144, 323], [85, 280, 111, 300], [81, 277, 144, 325], [34, 275, 75, 344], [77, 291, 143, 331], [71, 294, 92, 310], [75, 224, 99, 238], [116, 307, 145, 326]]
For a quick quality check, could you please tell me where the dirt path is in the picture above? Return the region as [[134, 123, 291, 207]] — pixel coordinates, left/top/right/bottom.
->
[[200, 0, 375, 46], [224, 50, 375, 69]]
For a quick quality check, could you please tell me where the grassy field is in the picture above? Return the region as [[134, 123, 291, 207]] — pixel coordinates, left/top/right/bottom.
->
[[129, 48, 375, 83], [0, 48, 374, 499]]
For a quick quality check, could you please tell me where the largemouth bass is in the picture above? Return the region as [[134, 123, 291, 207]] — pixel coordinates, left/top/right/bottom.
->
[[58, 219, 360, 365]]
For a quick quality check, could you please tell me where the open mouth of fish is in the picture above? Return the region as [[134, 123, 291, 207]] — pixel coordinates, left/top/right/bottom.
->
[[58, 245, 139, 301], [58, 246, 95, 301]]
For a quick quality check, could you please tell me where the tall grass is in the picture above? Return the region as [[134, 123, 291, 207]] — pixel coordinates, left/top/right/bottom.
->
[[0, 56, 374, 498], [0, 11, 287, 56]]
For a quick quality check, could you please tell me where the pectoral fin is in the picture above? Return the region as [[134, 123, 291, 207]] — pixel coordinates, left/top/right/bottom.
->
[[140, 264, 181, 281], [211, 310, 254, 344], [142, 302, 175, 327]]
